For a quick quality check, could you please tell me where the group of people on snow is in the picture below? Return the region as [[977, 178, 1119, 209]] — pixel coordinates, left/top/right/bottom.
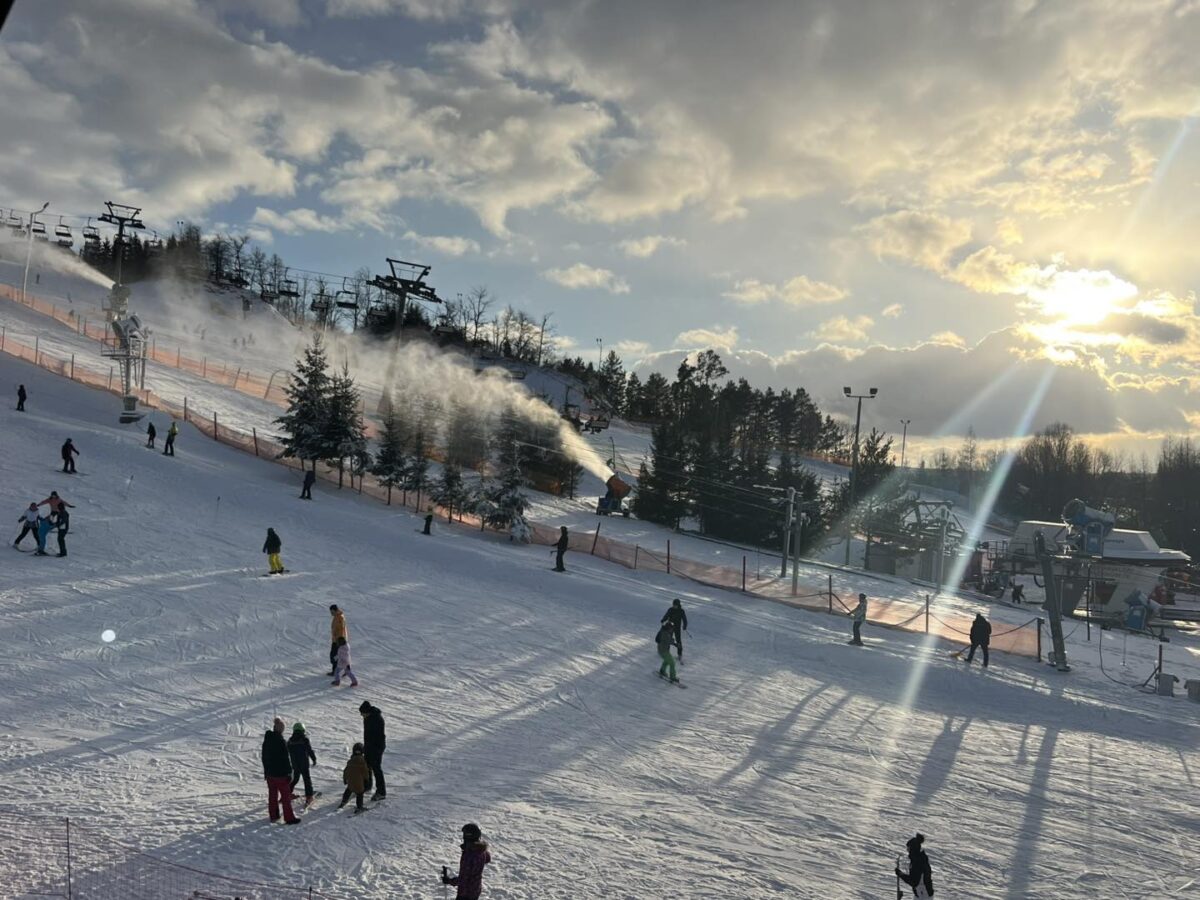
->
[[13, 492, 72, 557], [846, 592, 994, 671], [144, 419, 179, 454]]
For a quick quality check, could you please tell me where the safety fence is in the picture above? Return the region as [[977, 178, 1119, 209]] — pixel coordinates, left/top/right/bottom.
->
[[0, 811, 349, 900], [1, 297, 1041, 661]]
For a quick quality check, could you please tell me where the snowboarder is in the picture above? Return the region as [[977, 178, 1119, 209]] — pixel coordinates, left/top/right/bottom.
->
[[338, 742, 369, 812], [422, 508, 434, 535], [61, 438, 79, 474], [656, 622, 679, 683], [966, 612, 991, 667], [895, 833, 935, 898], [332, 636, 358, 687], [263, 527, 284, 575], [849, 593, 868, 645], [553, 525, 569, 572], [52, 506, 69, 558], [163, 420, 178, 456], [441, 823, 492, 900], [329, 604, 348, 675], [146, 421, 156, 449], [16, 384, 25, 412], [14, 503, 40, 549], [661, 599, 688, 661], [1011, 581, 1025, 604], [359, 701, 386, 800], [287, 722, 317, 804], [38, 492, 74, 518], [261, 717, 300, 824], [300, 468, 315, 500]]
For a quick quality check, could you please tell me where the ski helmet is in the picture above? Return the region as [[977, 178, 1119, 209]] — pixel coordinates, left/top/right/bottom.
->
[[292, 722, 305, 733], [353, 741, 364, 753], [461, 823, 481, 841]]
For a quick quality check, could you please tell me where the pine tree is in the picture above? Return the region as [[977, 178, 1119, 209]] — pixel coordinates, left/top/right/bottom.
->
[[275, 335, 331, 470], [432, 460, 470, 520], [484, 415, 530, 533], [633, 421, 689, 527], [405, 423, 432, 508], [370, 404, 409, 504], [324, 364, 366, 488]]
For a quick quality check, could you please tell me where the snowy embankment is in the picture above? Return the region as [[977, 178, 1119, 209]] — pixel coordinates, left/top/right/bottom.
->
[[3, 350, 1200, 898]]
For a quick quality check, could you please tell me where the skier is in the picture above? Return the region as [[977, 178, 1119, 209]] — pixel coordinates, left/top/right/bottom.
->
[[35, 514, 54, 556], [422, 508, 434, 535], [14, 503, 41, 549], [332, 636, 359, 687], [61, 438, 79, 474], [38, 491, 74, 518], [16, 384, 26, 412], [338, 742, 369, 813], [163, 420, 178, 456], [146, 421, 156, 449], [849, 593, 868, 645], [441, 823, 492, 900], [261, 717, 300, 824], [966, 612, 991, 667], [329, 604, 348, 676], [656, 621, 679, 683], [300, 468, 315, 500], [661, 598, 688, 662], [287, 722, 318, 805], [52, 506, 69, 558], [895, 833, 935, 898], [1011, 581, 1025, 604], [553, 525, 569, 572], [263, 527, 284, 575], [359, 700, 386, 800]]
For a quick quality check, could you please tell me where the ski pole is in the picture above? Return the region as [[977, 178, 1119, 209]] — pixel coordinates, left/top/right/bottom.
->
[[441, 865, 449, 900]]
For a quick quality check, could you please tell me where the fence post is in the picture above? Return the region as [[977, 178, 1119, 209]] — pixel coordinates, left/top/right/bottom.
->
[[213, 410, 218, 439], [70, 354, 75, 379], [1, 325, 4, 349], [925, 594, 930, 633], [591, 522, 601, 555], [1037, 617, 1043, 662], [634, 545, 639, 570], [233, 366, 241, 388], [184, 397, 188, 422], [742, 556, 747, 592], [176, 347, 181, 367], [65, 817, 72, 900], [107, 367, 113, 390], [202, 357, 207, 377], [828, 573, 833, 613], [252, 427, 259, 457], [34, 334, 40, 362], [667, 540, 671, 574]]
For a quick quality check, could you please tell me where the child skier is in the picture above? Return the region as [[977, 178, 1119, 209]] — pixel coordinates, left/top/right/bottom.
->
[[656, 622, 679, 683], [288, 722, 318, 805], [331, 636, 358, 687], [339, 742, 370, 813], [849, 593, 868, 645], [441, 823, 492, 900], [262, 527, 284, 575], [896, 833, 935, 897], [146, 421, 156, 449]]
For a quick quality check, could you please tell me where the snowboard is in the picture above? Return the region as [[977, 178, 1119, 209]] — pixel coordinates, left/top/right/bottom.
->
[[655, 671, 687, 688], [260, 569, 292, 577]]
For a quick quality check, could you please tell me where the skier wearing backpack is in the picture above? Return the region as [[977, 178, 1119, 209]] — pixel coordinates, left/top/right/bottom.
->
[[441, 823, 492, 900], [656, 622, 678, 683], [661, 599, 688, 661], [896, 833, 935, 898]]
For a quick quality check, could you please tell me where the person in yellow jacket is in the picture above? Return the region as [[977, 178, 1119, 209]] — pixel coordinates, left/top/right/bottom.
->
[[163, 420, 179, 457], [329, 604, 348, 675]]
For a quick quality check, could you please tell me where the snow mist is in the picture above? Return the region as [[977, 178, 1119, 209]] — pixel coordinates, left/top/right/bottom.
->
[[0, 233, 112, 290]]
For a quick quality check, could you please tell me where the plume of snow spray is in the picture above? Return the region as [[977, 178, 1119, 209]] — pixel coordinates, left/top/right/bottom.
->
[[0, 232, 113, 290]]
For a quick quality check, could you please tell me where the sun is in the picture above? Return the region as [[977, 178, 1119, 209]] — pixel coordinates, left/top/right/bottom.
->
[[1027, 267, 1138, 326]]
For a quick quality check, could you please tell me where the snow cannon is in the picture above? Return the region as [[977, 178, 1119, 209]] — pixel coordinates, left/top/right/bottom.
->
[[606, 475, 631, 500], [1062, 498, 1115, 556]]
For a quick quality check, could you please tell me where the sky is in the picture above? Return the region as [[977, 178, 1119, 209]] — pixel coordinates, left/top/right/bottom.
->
[[2, 0, 1199, 460]]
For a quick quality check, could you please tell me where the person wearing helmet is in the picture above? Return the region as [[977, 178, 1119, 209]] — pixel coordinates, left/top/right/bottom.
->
[[339, 742, 369, 813], [14, 503, 40, 549], [442, 822, 492, 899], [288, 722, 318, 806]]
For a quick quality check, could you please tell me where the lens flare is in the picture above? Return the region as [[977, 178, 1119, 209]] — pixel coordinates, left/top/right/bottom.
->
[[101, 629, 116, 643]]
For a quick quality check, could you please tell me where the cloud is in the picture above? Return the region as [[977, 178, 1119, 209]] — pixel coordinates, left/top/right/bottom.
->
[[928, 330, 967, 348], [403, 230, 481, 256], [881, 303, 904, 318], [613, 339, 652, 360], [675, 325, 739, 352], [723, 274, 848, 306], [542, 262, 630, 293], [617, 234, 686, 258], [250, 207, 343, 236], [810, 315, 874, 343], [858, 209, 972, 274]]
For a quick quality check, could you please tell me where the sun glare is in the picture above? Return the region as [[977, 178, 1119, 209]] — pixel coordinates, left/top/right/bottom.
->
[[1028, 267, 1138, 326]]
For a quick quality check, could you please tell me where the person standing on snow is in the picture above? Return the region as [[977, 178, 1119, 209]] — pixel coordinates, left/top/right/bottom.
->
[[849, 593, 868, 645], [1011, 581, 1025, 604], [287, 722, 318, 805], [329, 604, 348, 675], [263, 527, 284, 575], [332, 636, 358, 687], [61, 438, 79, 474], [38, 491, 74, 519], [261, 717, 300, 824], [300, 468, 315, 500], [359, 701, 386, 800], [35, 514, 54, 556], [52, 505, 69, 558], [16, 384, 26, 412], [553, 525, 569, 572], [966, 612, 991, 667], [423, 508, 434, 535], [146, 421, 156, 449], [442, 823, 492, 900], [163, 420, 178, 456], [661, 599, 688, 662], [14, 503, 40, 549], [338, 742, 369, 812], [656, 622, 679, 683], [896, 833, 935, 898]]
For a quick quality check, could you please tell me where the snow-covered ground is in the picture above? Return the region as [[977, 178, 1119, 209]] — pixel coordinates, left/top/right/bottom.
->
[[4, 341, 1200, 898]]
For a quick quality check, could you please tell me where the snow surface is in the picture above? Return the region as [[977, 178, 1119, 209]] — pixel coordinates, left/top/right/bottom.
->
[[4, 340, 1200, 898]]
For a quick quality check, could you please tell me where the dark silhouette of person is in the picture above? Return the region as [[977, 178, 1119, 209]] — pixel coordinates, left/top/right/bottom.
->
[[554, 526, 569, 572], [300, 468, 315, 500], [17, 384, 26, 411], [967, 612, 991, 667]]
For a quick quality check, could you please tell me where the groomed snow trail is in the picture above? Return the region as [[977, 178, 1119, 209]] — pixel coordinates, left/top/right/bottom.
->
[[2, 355, 1200, 899]]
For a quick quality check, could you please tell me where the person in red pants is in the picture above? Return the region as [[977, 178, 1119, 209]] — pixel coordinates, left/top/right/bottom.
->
[[261, 717, 300, 824]]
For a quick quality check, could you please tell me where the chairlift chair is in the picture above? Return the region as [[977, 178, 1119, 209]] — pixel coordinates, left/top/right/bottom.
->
[[83, 218, 100, 242], [30, 216, 47, 241], [54, 216, 73, 248], [310, 290, 332, 313], [278, 278, 300, 299], [146, 232, 164, 255], [365, 303, 389, 327], [6, 213, 21, 232], [260, 286, 278, 305], [335, 290, 359, 310]]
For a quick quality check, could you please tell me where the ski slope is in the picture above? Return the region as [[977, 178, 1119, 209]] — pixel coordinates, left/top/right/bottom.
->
[[4, 351, 1200, 898]]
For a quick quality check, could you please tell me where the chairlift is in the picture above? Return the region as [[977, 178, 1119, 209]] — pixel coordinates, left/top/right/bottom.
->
[[278, 278, 300, 299], [334, 278, 359, 310], [6, 213, 21, 232], [365, 303, 390, 327], [310, 289, 332, 313], [146, 232, 164, 255], [228, 269, 249, 288], [30, 216, 47, 241], [54, 216, 73, 248], [260, 286, 278, 305], [83, 218, 100, 242]]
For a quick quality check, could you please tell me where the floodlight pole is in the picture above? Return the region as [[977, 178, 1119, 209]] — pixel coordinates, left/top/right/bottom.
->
[[21, 201, 50, 304], [843, 386, 878, 566], [899, 419, 911, 469]]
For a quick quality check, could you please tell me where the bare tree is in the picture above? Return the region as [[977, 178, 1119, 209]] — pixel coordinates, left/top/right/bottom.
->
[[465, 285, 494, 345]]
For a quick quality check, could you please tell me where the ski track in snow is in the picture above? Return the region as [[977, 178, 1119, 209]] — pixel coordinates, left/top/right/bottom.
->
[[1, 277, 1200, 896]]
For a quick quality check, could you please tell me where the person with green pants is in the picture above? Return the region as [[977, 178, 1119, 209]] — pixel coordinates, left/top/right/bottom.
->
[[655, 622, 678, 683]]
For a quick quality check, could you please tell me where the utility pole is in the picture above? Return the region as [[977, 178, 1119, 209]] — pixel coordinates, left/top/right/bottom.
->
[[21, 201, 50, 304], [899, 419, 911, 469], [753, 483, 795, 577], [843, 386, 878, 566]]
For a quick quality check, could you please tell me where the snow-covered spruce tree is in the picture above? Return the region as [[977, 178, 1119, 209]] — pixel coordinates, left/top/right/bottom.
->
[[275, 334, 331, 471], [370, 401, 409, 505], [324, 364, 366, 488], [404, 423, 432, 509], [485, 430, 530, 537], [432, 460, 470, 520], [445, 397, 489, 471]]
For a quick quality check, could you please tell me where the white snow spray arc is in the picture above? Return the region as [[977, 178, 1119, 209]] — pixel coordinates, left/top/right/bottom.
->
[[0, 233, 113, 290]]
